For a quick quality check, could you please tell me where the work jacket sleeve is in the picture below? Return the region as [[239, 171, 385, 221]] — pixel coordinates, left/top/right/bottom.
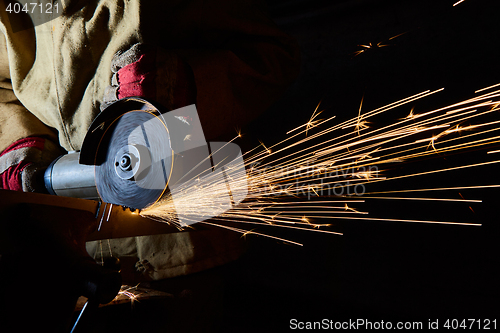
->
[[0, 33, 58, 154]]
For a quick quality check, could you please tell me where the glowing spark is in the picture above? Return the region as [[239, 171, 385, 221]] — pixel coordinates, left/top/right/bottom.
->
[[475, 82, 500, 93], [349, 94, 370, 135], [112, 284, 143, 307], [305, 102, 324, 136], [427, 133, 444, 151], [353, 32, 407, 57], [309, 186, 320, 197], [353, 169, 381, 180], [211, 217, 341, 235], [200, 221, 305, 246], [364, 185, 500, 195], [388, 32, 408, 40], [404, 106, 416, 120], [106, 204, 113, 221], [344, 203, 359, 213], [97, 203, 108, 231], [361, 196, 481, 203], [286, 101, 327, 136], [353, 42, 388, 56], [325, 215, 482, 226], [444, 124, 465, 134], [453, 0, 466, 6], [355, 147, 380, 163], [259, 140, 272, 154], [491, 101, 500, 110]]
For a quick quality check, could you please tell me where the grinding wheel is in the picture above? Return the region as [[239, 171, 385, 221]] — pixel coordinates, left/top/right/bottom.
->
[[94, 110, 173, 209]]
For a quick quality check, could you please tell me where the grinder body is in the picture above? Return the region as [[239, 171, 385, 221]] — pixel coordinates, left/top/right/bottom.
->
[[44, 151, 99, 200]]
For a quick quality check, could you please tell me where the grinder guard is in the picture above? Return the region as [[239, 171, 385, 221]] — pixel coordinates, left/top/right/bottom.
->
[[79, 98, 169, 166]]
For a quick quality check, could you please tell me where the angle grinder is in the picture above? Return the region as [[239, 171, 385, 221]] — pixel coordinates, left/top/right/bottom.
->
[[43, 97, 248, 216], [43, 98, 173, 209]]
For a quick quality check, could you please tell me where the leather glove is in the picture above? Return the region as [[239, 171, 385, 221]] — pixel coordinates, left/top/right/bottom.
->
[[0, 137, 64, 192], [102, 43, 196, 111]]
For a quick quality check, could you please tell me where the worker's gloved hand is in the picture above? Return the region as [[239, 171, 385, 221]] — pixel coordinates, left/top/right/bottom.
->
[[102, 43, 196, 111], [0, 137, 64, 192]]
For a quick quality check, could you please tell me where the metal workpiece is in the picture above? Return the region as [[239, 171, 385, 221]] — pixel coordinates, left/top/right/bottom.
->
[[87, 203, 178, 241], [0, 188, 100, 215], [0, 189, 179, 242]]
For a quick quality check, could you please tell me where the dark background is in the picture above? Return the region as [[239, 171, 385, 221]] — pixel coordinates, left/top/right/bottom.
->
[[79, 0, 500, 331], [222, 0, 500, 331]]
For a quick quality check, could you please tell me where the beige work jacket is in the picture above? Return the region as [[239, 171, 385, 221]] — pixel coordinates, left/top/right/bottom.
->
[[0, 0, 300, 280]]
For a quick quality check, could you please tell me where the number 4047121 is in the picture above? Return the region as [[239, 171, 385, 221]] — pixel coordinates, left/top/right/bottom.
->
[[444, 319, 497, 330], [6, 2, 59, 14]]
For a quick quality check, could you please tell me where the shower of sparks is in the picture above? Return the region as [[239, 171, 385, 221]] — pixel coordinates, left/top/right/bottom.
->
[[141, 84, 500, 245]]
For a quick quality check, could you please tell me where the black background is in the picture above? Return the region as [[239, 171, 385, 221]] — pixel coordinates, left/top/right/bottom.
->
[[222, 0, 500, 331]]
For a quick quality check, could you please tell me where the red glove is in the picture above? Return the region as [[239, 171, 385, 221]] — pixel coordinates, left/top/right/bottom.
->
[[0, 137, 62, 192], [102, 43, 196, 111]]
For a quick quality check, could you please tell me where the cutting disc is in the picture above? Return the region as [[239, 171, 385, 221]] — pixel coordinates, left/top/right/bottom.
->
[[94, 110, 173, 209]]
